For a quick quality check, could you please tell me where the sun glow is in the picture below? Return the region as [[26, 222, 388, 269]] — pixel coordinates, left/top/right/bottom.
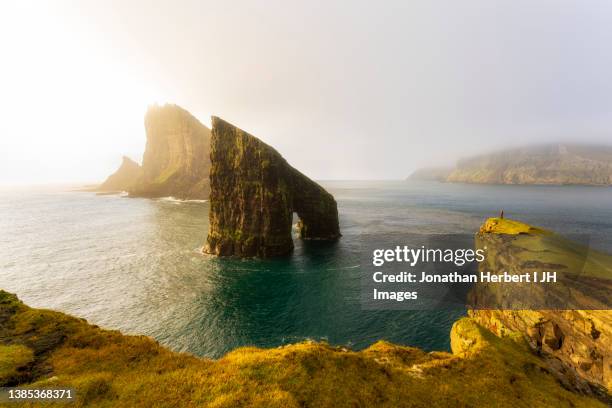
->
[[0, 2, 168, 185]]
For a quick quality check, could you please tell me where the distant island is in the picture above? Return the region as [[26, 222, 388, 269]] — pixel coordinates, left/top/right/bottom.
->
[[407, 166, 453, 182], [409, 144, 612, 185]]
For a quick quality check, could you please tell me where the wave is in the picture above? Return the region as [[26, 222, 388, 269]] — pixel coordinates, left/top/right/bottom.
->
[[157, 196, 208, 204], [95, 190, 128, 196], [326, 264, 360, 271]]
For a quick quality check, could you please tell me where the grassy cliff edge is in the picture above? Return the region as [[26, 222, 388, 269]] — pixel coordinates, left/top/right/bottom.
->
[[471, 217, 612, 399], [0, 289, 606, 407]]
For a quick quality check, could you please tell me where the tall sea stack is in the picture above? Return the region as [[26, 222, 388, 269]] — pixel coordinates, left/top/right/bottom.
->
[[129, 104, 212, 199], [204, 117, 340, 258]]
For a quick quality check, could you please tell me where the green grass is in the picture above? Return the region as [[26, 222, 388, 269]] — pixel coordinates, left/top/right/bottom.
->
[[0, 345, 33, 384], [0, 290, 606, 407], [480, 217, 550, 235]]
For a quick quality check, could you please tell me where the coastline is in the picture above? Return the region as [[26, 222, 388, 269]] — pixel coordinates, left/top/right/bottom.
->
[[1, 289, 607, 407]]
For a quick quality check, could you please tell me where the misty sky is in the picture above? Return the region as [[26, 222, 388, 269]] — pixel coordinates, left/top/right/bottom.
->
[[2, 0, 612, 184]]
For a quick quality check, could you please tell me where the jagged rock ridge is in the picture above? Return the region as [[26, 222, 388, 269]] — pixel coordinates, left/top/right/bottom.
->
[[98, 156, 142, 192], [204, 116, 340, 257], [98, 104, 212, 199]]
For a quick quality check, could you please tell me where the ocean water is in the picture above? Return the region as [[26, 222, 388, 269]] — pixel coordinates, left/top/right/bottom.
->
[[1, 181, 612, 357]]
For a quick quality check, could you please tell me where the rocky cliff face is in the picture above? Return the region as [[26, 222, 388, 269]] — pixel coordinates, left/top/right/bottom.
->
[[204, 117, 340, 258], [469, 218, 612, 398], [97, 156, 142, 192], [128, 104, 212, 199], [446, 144, 612, 185]]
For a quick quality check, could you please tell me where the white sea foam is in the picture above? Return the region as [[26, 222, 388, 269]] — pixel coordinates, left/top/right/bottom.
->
[[158, 196, 208, 204]]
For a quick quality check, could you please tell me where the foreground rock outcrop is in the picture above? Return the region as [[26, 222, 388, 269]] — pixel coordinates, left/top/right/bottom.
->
[[204, 117, 340, 257], [409, 144, 612, 185], [469, 218, 612, 398], [98, 104, 212, 199], [1, 290, 606, 407], [97, 156, 142, 192]]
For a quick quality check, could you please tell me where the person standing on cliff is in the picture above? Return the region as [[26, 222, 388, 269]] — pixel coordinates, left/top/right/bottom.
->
[[500, 210, 504, 219]]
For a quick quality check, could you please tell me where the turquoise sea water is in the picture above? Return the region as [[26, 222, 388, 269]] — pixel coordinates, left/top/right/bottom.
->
[[1, 181, 612, 357]]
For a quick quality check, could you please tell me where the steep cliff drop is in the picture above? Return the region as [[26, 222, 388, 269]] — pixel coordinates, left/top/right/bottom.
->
[[204, 117, 340, 258], [129, 104, 212, 199], [97, 156, 142, 192]]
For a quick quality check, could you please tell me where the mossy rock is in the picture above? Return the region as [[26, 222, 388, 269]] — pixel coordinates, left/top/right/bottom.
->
[[479, 217, 549, 235]]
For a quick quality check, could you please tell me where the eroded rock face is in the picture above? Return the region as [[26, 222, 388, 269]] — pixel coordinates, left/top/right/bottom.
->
[[204, 117, 340, 257], [97, 156, 142, 192], [129, 104, 212, 199], [469, 218, 612, 397]]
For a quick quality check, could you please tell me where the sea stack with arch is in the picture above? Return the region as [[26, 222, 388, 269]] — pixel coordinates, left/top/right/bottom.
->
[[204, 116, 341, 257]]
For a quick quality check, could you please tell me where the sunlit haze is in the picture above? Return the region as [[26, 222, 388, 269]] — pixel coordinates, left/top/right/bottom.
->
[[2, 0, 612, 184]]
